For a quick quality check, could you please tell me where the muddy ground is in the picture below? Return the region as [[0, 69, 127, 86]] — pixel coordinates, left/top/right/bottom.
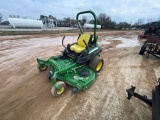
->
[[0, 31, 159, 120]]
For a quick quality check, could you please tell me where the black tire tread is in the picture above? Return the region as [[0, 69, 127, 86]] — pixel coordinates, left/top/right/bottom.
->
[[139, 45, 146, 55], [88, 56, 104, 73]]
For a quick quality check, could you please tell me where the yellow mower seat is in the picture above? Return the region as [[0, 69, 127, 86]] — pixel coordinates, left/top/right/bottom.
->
[[70, 34, 90, 53]]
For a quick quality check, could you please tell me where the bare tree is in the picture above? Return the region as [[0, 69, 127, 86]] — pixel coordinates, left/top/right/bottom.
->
[[48, 15, 56, 19], [117, 22, 131, 30], [137, 19, 144, 26], [98, 13, 113, 29], [0, 13, 2, 23], [63, 17, 71, 27], [82, 16, 87, 25], [135, 19, 144, 28], [70, 18, 76, 27], [98, 13, 107, 24]]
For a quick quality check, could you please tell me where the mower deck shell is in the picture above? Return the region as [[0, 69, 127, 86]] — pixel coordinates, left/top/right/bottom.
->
[[37, 55, 96, 92]]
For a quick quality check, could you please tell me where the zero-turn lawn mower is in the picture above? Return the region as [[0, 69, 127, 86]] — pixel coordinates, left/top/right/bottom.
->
[[139, 27, 160, 59], [37, 10, 104, 97]]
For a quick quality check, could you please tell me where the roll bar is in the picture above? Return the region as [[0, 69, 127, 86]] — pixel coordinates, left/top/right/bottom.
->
[[76, 10, 98, 43]]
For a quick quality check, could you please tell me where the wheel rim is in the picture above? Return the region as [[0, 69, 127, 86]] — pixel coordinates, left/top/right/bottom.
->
[[57, 87, 64, 95], [96, 61, 103, 71], [40, 65, 47, 70]]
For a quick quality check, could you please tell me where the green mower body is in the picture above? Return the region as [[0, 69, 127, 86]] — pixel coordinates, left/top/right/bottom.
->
[[37, 10, 104, 96], [37, 56, 96, 92]]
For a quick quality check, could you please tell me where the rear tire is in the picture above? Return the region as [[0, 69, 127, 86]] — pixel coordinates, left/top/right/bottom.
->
[[139, 45, 146, 55], [88, 56, 104, 73], [51, 81, 66, 97]]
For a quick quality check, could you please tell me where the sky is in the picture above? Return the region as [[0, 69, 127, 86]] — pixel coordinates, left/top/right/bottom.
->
[[0, 0, 160, 24]]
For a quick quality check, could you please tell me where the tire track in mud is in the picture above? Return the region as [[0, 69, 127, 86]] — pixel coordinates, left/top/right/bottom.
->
[[100, 48, 132, 120], [0, 37, 64, 120], [116, 48, 150, 120], [96, 46, 153, 120]]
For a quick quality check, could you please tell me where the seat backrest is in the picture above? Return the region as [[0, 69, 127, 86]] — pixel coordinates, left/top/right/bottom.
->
[[77, 34, 90, 47]]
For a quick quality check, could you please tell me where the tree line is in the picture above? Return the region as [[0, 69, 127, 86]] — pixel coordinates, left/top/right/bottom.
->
[[0, 12, 159, 30], [40, 13, 160, 29]]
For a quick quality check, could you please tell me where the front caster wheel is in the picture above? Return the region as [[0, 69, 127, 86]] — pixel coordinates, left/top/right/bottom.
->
[[51, 81, 66, 97], [38, 64, 47, 71]]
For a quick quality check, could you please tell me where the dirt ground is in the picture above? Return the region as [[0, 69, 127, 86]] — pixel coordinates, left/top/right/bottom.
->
[[0, 31, 159, 120]]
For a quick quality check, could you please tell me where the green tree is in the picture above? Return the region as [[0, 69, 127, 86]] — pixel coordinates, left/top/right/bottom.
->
[[48, 15, 56, 19], [63, 17, 71, 27], [117, 22, 131, 30], [40, 15, 47, 20]]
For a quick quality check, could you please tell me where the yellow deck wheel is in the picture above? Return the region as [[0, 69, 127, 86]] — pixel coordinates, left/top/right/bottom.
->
[[51, 81, 66, 97], [38, 64, 47, 71], [57, 87, 65, 95]]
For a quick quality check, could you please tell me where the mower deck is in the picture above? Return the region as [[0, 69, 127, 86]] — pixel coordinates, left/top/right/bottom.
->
[[37, 54, 97, 93], [56, 66, 96, 91]]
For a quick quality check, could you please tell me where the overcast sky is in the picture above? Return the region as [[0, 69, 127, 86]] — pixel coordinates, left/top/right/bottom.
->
[[0, 0, 160, 24]]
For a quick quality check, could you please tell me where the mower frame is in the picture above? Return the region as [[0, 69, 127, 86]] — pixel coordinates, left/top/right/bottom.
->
[[37, 10, 104, 96]]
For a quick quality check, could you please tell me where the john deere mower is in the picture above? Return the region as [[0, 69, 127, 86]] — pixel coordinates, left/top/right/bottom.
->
[[37, 10, 104, 97]]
